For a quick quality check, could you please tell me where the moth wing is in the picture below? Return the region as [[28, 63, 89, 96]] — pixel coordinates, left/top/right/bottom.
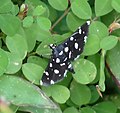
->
[[62, 21, 90, 61], [40, 58, 69, 86]]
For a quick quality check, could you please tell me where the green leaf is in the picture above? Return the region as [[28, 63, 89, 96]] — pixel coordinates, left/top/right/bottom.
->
[[22, 63, 44, 85], [53, 34, 68, 45], [5, 52, 22, 74], [63, 107, 79, 113], [36, 38, 54, 56], [66, 12, 85, 32], [23, 23, 51, 51], [27, 56, 48, 69], [24, 24, 37, 52], [0, 39, 2, 47], [110, 95, 120, 109], [0, 75, 58, 109], [112, 0, 120, 13], [70, 81, 91, 105], [89, 21, 109, 40], [87, 54, 100, 84], [117, 109, 120, 113], [9, 104, 18, 113], [0, 48, 8, 76], [48, 0, 68, 11], [51, 85, 70, 104], [36, 28, 52, 41], [89, 85, 100, 104], [0, 14, 21, 36], [26, 0, 49, 17], [100, 35, 118, 50], [37, 17, 51, 31], [0, 0, 13, 13], [99, 50, 106, 92], [11, 5, 19, 16], [106, 42, 120, 82], [83, 34, 100, 56], [81, 107, 96, 113], [33, 5, 46, 16], [100, 10, 116, 27], [93, 101, 117, 113], [71, 0, 92, 19], [6, 34, 28, 60], [95, 0, 113, 16], [48, 5, 57, 22], [73, 59, 97, 84], [31, 24, 51, 41], [41, 86, 52, 97], [58, 72, 73, 87], [23, 16, 33, 28], [66, 98, 78, 107], [19, 106, 62, 113], [42, 85, 70, 104]]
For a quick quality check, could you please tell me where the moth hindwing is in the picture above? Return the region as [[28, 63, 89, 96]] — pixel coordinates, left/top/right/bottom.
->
[[40, 21, 90, 86]]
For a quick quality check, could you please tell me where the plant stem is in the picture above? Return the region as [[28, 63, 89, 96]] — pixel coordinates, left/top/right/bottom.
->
[[50, 7, 71, 32]]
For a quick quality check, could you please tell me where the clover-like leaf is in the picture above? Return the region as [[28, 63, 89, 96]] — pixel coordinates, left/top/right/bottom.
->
[[48, 0, 68, 11], [70, 81, 91, 105], [73, 59, 97, 84], [22, 63, 44, 85], [71, 0, 92, 19], [6, 34, 28, 60], [95, 0, 113, 16]]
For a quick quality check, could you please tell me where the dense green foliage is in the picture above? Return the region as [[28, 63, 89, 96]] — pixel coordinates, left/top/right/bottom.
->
[[0, 0, 120, 113]]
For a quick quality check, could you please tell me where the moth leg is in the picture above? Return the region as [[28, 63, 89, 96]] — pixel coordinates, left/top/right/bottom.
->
[[68, 62, 75, 74]]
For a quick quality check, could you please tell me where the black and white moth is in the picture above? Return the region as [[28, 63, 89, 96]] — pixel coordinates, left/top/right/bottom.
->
[[40, 21, 90, 86]]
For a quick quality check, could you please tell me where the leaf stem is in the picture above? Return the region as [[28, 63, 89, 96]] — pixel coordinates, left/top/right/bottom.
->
[[105, 60, 120, 89], [50, 7, 71, 32]]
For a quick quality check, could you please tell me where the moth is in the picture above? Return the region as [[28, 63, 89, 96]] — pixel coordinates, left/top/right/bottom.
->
[[40, 21, 90, 86]]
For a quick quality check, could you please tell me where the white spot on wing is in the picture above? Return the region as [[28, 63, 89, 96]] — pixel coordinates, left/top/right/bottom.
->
[[84, 36, 88, 43], [40, 80, 43, 85], [74, 55, 80, 60], [64, 57, 67, 61], [79, 29, 82, 34], [72, 32, 78, 36], [64, 70, 67, 77], [68, 64, 72, 69], [59, 51, 63, 55], [60, 63, 65, 66], [45, 71, 49, 76], [54, 69, 59, 74], [87, 21, 90, 25], [50, 44, 53, 47], [50, 80, 54, 84], [50, 63, 52, 67], [64, 47, 69, 52], [65, 43, 67, 45], [56, 58, 60, 63], [75, 42, 79, 49], [69, 51, 72, 59], [59, 74, 61, 77], [50, 44, 55, 49], [70, 36, 74, 41]]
